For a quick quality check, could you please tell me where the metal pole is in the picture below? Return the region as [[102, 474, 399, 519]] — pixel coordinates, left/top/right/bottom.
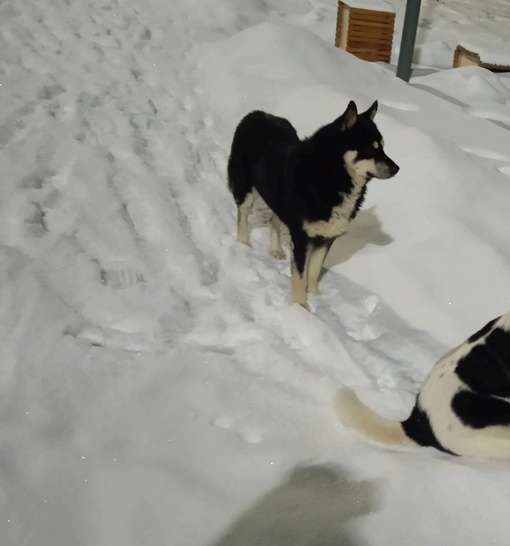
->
[[396, 0, 422, 82]]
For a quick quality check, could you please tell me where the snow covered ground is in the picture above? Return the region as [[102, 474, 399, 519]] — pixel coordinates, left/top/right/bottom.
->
[[1, 0, 510, 544]]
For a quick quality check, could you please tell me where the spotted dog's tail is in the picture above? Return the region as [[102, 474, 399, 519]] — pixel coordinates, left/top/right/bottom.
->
[[334, 388, 415, 447]]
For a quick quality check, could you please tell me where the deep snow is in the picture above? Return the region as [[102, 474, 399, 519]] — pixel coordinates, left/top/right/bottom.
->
[[1, 0, 510, 545]]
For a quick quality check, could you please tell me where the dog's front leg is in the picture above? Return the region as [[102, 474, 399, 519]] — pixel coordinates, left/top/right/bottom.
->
[[307, 240, 333, 294], [290, 234, 310, 310]]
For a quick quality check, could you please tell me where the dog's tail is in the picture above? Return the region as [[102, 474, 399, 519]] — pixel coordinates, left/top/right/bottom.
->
[[334, 388, 415, 447]]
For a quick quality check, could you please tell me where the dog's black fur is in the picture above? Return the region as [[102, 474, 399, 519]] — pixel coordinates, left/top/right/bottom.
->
[[227, 101, 399, 308]]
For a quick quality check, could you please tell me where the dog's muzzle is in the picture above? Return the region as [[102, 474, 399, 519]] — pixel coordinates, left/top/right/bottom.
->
[[375, 158, 400, 179]]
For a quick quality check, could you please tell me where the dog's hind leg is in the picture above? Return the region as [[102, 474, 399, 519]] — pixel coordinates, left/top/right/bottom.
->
[[290, 234, 310, 309], [236, 191, 255, 246], [307, 240, 333, 294], [269, 215, 286, 259], [228, 138, 255, 247]]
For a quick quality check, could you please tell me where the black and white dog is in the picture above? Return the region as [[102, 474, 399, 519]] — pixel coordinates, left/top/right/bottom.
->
[[227, 101, 399, 309], [336, 312, 510, 461]]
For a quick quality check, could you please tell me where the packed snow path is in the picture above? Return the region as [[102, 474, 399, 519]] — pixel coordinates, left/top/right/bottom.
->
[[1, 0, 226, 342]]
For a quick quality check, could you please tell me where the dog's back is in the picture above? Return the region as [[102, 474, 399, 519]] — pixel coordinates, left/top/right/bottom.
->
[[227, 111, 299, 211]]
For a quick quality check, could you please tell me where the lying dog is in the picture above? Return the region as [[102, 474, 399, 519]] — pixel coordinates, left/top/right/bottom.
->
[[227, 101, 399, 309], [336, 312, 510, 461]]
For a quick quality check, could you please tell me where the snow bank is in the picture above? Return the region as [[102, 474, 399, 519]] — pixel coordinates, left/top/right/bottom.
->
[[2, 0, 510, 545]]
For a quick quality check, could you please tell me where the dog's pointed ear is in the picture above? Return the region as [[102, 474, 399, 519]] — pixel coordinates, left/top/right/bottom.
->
[[335, 101, 358, 131], [363, 100, 378, 121]]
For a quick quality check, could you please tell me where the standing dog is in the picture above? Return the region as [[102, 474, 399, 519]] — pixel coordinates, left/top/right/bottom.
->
[[227, 101, 399, 309], [336, 312, 510, 461]]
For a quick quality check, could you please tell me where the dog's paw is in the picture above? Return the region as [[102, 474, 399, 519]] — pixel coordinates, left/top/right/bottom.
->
[[269, 248, 286, 260], [236, 237, 251, 247], [293, 301, 310, 312]]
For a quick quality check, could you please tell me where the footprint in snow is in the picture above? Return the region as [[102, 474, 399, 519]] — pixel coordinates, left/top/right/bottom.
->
[[64, 322, 165, 353], [36, 83, 66, 101], [101, 263, 145, 289]]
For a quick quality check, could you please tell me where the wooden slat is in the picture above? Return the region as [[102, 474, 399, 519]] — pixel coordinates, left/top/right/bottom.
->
[[349, 29, 393, 38], [351, 52, 390, 57], [349, 11, 394, 22], [349, 13, 393, 23], [347, 47, 391, 57], [349, 13, 391, 22], [349, 35, 393, 44], [349, 17, 394, 26], [348, 41, 392, 50], [346, 36, 393, 48], [349, 48, 392, 55], [347, 30, 394, 41], [357, 55, 390, 60], [348, 29, 393, 39], [349, 20, 394, 30], [349, 16, 393, 25], [348, 35, 393, 45], [349, 21, 393, 29], [349, 19, 394, 27], [347, 44, 391, 53], [349, 25, 394, 35], [348, 54, 391, 61], [349, 18, 394, 25], [348, 47, 390, 54], [348, 7, 393, 16], [349, 25, 393, 31], [350, 29, 394, 37]]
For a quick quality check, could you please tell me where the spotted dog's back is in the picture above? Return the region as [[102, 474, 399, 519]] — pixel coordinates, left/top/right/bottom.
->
[[336, 311, 510, 461]]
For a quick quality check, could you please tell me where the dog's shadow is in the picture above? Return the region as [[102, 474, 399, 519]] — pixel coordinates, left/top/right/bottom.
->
[[324, 207, 393, 269], [211, 464, 379, 546]]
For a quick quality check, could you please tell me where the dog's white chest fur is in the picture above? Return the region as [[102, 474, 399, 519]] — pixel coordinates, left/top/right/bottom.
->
[[302, 154, 368, 239], [302, 191, 362, 238]]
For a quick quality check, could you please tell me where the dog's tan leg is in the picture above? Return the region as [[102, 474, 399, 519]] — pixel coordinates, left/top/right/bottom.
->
[[307, 244, 330, 294], [269, 215, 286, 259], [236, 192, 255, 246], [291, 245, 311, 310]]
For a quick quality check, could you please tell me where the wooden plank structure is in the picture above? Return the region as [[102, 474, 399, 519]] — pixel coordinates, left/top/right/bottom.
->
[[453, 45, 510, 73], [335, 1, 395, 63]]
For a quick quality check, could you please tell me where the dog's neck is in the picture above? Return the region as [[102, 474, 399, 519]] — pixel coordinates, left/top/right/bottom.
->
[[343, 151, 372, 190]]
